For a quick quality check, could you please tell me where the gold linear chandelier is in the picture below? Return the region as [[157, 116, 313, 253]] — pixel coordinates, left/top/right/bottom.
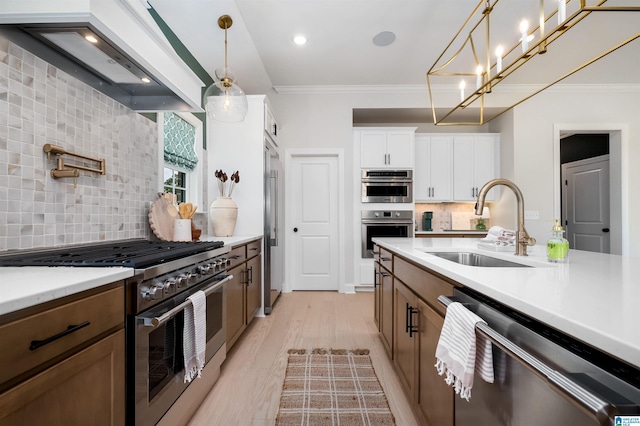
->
[[427, 0, 640, 125]]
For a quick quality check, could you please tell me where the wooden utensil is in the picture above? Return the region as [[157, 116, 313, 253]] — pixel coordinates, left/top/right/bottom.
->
[[178, 202, 195, 219]]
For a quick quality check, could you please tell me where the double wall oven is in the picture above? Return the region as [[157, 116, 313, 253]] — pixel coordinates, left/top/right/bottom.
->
[[0, 239, 230, 426]]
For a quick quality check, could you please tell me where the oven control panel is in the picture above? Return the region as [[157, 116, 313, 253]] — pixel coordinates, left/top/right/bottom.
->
[[135, 256, 230, 312]]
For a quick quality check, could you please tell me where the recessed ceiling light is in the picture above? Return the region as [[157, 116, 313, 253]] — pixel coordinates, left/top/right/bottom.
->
[[85, 34, 98, 43], [293, 35, 307, 46], [373, 31, 396, 47]]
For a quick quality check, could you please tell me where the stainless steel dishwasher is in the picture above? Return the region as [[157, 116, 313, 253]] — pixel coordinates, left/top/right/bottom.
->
[[438, 288, 640, 426]]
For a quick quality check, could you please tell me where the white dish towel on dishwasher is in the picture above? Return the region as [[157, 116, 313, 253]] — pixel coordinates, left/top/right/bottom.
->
[[435, 301, 494, 401], [183, 290, 206, 383]]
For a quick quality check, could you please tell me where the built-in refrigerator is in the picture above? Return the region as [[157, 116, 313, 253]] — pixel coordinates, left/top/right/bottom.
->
[[264, 137, 283, 313]]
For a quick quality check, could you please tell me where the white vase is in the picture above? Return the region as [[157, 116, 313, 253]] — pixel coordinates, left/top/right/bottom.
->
[[209, 197, 238, 237]]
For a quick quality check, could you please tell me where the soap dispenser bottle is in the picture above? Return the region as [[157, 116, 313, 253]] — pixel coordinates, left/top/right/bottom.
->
[[547, 219, 569, 263]]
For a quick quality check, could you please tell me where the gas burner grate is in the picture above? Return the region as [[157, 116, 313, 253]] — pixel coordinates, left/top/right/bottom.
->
[[0, 239, 224, 269]]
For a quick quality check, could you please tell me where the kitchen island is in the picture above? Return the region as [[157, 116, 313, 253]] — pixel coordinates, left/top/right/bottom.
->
[[373, 237, 640, 370]]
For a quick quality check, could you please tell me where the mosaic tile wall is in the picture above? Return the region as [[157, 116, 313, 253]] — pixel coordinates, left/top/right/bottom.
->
[[0, 35, 160, 251]]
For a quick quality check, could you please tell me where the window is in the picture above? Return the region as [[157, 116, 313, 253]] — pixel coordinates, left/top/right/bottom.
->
[[158, 112, 203, 208], [163, 167, 187, 203]]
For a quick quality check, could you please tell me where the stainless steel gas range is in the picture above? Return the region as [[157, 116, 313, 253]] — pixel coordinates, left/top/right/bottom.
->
[[0, 239, 231, 426]]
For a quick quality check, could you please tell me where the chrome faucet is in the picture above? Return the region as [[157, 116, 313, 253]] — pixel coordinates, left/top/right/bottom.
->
[[475, 178, 536, 256]]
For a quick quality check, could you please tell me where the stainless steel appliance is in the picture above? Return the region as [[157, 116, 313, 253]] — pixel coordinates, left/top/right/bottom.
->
[[0, 239, 230, 426], [264, 137, 283, 314], [439, 288, 640, 426], [361, 169, 413, 203], [361, 210, 414, 258]]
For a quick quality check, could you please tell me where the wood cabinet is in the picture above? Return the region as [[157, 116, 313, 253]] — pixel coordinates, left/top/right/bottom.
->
[[452, 134, 500, 201], [225, 238, 263, 350], [358, 128, 415, 168], [417, 298, 454, 426], [374, 243, 456, 426], [393, 280, 419, 401], [0, 283, 125, 426], [414, 135, 453, 201], [374, 245, 394, 358]]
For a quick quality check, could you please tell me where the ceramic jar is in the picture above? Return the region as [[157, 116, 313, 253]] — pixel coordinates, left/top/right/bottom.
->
[[209, 197, 238, 237]]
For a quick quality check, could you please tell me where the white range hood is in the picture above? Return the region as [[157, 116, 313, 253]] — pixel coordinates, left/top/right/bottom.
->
[[0, 0, 204, 112]]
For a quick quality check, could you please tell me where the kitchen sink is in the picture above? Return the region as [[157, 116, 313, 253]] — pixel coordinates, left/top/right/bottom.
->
[[426, 252, 532, 268]]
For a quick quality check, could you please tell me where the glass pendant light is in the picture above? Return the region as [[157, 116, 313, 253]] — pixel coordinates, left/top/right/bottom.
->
[[204, 15, 248, 123]]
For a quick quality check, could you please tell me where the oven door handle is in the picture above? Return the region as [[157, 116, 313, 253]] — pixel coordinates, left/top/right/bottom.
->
[[361, 219, 414, 225], [437, 295, 618, 425], [143, 274, 233, 328]]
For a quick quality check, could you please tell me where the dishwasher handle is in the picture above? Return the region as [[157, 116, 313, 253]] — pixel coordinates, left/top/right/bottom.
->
[[437, 295, 617, 426]]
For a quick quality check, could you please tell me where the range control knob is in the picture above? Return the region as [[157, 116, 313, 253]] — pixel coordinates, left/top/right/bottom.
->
[[143, 284, 164, 301], [163, 279, 177, 294], [175, 275, 187, 288], [187, 272, 198, 283], [374, 212, 380, 217], [395, 212, 401, 217], [197, 264, 210, 275]]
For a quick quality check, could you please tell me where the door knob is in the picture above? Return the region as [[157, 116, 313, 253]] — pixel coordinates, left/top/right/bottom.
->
[[602, 228, 610, 233], [293, 227, 298, 232]]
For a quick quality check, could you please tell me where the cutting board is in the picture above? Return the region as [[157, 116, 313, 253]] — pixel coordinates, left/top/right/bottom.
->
[[148, 193, 174, 241]]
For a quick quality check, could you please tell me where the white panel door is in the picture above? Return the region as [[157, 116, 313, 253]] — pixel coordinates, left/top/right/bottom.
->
[[563, 155, 610, 253], [291, 156, 339, 290]]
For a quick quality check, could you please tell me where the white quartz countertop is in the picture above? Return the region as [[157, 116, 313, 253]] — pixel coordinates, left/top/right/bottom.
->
[[0, 267, 134, 316], [200, 234, 263, 247], [373, 237, 640, 369], [415, 230, 487, 235], [0, 235, 262, 317]]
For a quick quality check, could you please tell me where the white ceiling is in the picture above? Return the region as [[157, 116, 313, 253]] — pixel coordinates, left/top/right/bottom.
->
[[149, 0, 640, 104]]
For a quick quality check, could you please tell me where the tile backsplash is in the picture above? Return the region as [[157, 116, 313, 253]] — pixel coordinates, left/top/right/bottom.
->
[[0, 35, 159, 251]]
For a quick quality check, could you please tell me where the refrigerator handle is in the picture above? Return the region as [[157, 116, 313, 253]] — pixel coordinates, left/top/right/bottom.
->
[[270, 169, 278, 247]]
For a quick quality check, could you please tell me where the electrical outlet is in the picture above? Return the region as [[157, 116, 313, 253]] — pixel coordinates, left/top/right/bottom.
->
[[525, 211, 540, 220]]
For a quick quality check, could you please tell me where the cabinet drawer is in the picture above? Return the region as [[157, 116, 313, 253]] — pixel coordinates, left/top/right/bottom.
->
[[379, 247, 393, 273], [226, 245, 246, 269], [0, 286, 124, 387], [394, 256, 454, 316], [246, 239, 262, 259]]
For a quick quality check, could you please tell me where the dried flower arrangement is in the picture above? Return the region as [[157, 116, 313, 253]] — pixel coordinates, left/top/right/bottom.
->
[[214, 169, 240, 197]]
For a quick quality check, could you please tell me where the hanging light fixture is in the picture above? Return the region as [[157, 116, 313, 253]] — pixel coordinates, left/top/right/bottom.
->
[[426, 0, 640, 125], [204, 15, 248, 123]]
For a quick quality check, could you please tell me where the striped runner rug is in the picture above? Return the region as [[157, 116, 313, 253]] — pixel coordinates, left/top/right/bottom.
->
[[275, 348, 395, 425]]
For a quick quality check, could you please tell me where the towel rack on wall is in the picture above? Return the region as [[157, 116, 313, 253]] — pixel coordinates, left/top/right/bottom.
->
[[43, 144, 106, 187]]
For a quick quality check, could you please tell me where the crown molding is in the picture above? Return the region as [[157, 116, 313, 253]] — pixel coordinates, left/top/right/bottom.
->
[[273, 83, 640, 95]]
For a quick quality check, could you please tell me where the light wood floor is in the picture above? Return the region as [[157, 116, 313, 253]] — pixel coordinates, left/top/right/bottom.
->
[[188, 291, 419, 426]]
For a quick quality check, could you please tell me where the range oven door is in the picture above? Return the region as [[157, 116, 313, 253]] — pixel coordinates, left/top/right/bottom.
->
[[131, 274, 230, 426], [361, 221, 413, 258]]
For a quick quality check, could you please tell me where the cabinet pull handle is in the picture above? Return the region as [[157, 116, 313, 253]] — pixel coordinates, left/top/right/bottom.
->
[[249, 247, 259, 251], [248, 266, 253, 284], [380, 271, 390, 277], [405, 303, 411, 334], [29, 321, 90, 351], [408, 306, 419, 337]]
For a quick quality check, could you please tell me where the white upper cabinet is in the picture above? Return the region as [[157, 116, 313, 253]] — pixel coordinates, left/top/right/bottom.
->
[[452, 134, 500, 202], [414, 135, 453, 202], [359, 128, 415, 168], [264, 102, 278, 145]]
